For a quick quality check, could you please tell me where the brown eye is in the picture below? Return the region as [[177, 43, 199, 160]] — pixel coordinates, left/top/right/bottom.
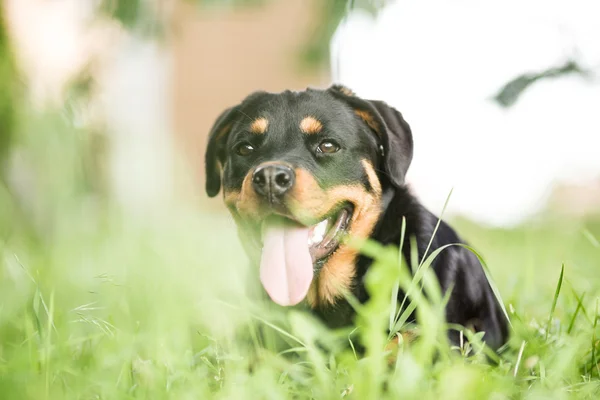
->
[[236, 143, 255, 156], [317, 140, 340, 154]]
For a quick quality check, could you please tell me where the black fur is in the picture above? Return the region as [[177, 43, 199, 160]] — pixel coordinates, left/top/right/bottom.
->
[[317, 185, 508, 350], [204, 85, 509, 351]]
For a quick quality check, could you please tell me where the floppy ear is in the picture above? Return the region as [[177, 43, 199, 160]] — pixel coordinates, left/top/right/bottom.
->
[[205, 106, 238, 197], [328, 84, 414, 188]]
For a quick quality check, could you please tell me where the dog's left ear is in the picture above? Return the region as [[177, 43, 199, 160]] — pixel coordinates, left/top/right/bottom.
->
[[328, 84, 414, 188]]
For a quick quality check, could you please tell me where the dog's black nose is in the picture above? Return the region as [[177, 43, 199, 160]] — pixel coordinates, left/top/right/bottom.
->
[[252, 164, 295, 199]]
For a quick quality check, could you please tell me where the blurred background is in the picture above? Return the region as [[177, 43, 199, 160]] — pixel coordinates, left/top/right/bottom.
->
[[1, 1, 600, 398], [2, 0, 599, 225], [2, 0, 334, 218]]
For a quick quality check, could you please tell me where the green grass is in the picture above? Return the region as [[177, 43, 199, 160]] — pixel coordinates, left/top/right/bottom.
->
[[1, 113, 600, 399]]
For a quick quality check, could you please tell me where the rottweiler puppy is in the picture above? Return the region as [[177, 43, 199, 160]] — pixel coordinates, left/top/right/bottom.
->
[[204, 84, 509, 351]]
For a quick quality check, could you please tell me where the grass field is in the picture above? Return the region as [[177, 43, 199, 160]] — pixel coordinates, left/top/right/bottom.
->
[[1, 115, 599, 399]]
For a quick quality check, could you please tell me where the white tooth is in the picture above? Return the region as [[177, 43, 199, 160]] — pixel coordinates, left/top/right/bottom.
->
[[308, 219, 328, 246]]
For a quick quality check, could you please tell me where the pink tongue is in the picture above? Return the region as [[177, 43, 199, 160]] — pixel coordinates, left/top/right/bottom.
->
[[260, 223, 314, 306]]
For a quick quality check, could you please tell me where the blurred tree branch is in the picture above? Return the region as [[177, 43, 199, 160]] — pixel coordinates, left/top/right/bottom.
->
[[492, 59, 593, 108]]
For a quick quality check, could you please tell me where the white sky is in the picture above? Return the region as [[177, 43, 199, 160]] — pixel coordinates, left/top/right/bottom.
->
[[331, 0, 600, 226]]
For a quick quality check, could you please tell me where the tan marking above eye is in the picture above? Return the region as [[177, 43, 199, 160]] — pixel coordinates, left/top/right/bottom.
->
[[300, 116, 323, 134], [250, 117, 269, 134]]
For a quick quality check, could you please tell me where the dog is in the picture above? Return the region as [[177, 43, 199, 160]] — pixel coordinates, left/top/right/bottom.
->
[[204, 84, 509, 351]]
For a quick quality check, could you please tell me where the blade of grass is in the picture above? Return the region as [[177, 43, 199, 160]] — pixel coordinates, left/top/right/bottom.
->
[[594, 299, 599, 378], [392, 243, 460, 336], [446, 323, 502, 364], [390, 302, 418, 338], [545, 264, 565, 341], [214, 299, 306, 347], [44, 289, 55, 397], [458, 243, 513, 328], [582, 228, 599, 248], [393, 189, 453, 331], [567, 282, 594, 326], [409, 235, 419, 274], [277, 347, 308, 356], [514, 340, 526, 377], [251, 314, 307, 347], [419, 188, 454, 269], [394, 235, 424, 328], [343, 288, 365, 317], [348, 327, 359, 361], [566, 290, 586, 334], [389, 216, 407, 332]]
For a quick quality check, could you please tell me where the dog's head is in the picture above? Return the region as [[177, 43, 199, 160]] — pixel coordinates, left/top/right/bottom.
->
[[205, 85, 413, 308]]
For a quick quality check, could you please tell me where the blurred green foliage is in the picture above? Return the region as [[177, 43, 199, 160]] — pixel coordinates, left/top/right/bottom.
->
[[1, 132, 599, 398], [100, 0, 142, 29], [299, 0, 383, 68], [0, 5, 17, 167], [100, 0, 386, 68]]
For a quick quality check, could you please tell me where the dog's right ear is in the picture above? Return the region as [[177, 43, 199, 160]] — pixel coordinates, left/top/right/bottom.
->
[[328, 84, 414, 188], [205, 106, 238, 197]]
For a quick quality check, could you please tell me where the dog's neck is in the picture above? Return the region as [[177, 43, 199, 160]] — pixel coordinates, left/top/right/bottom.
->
[[372, 184, 421, 245]]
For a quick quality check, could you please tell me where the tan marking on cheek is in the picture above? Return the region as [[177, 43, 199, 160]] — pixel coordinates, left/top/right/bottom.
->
[[288, 169, 324, 216], [362, 159, 382, 196], [300, 116, 323, 134], [250, 117, 269, 134], [315, 247, 357, 305], [288, 169, 380, 224], [292, 168, 320, 191], [354, 110, 380, 136], [228, 162, 295, 221], [237, 172, 264, 219], [288, 169, 383, 307], [223, 189, 240, 208], [223, 172, 265, 220], [314, 191, 382, 306]]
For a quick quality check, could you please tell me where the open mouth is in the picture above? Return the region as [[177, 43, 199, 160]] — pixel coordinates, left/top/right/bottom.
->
[[306, 207, 353, 264], [258, 205, 353, 266], [256, 205, 353, 307]]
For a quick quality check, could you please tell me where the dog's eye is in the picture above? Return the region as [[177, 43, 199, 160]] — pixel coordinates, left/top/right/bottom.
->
[[236, 143, 255, 156], [316, 140, 340, 154]]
